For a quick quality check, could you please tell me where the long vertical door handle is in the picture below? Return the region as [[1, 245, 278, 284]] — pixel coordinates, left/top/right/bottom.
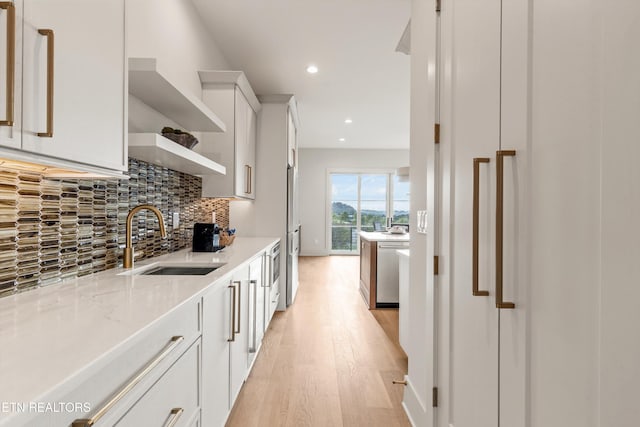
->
[[245, 165, 252, 194], [473, 158, 491, 296], [0, 2, 15, 126], [227, 284, 236, 342], [496, 150, 516, 309], [233, 280, 242, 333], [37, 29, 54, 137]]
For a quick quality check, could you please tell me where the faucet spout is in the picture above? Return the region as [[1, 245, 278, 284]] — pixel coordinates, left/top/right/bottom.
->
[[123, 204, 167, 268]]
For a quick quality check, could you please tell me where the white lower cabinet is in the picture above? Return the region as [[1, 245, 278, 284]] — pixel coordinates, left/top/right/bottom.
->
[[201, 265, 250, 427], [398, 251, 409, 354], [267, 275, 280, 326], [201, 277, 232, 427], [228, 266, 250, 406], [201, 251, 276, 426], [16, 299, 201, 427], [12, 246, 277, 427], [247, 255, 265, 368], [114, 339, 201, 427]]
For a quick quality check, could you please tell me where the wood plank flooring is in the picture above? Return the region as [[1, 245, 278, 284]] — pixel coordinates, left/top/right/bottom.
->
[[226, 256, 410, 427]]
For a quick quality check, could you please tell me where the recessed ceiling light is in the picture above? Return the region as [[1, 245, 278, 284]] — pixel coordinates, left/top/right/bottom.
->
[[344, 118, 353, 124], [338, 138, 346, 142], [306, 65, 319, 74]]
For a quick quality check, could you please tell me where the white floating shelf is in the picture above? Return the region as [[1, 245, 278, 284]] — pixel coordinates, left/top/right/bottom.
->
[[128, 133, 226, 176], [129, 58, 227, 132]]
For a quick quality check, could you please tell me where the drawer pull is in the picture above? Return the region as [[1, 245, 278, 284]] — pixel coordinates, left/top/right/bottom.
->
[[250, 279, 258, 352], [37, 29, 54, 137], [72, 336, 184, 427], [164, 408, 184, 427], [234, 280, 242, 334], [0, 2, 15, 127], [228, 284, 236, 342]]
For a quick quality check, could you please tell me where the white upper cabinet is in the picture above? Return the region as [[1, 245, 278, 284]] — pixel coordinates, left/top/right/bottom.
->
[[199, 71, 260, 199], [287, 108, 296, 167], [18, 0, 126, 173], [0, 0, 21, 150], [0, 0, 126, 176]]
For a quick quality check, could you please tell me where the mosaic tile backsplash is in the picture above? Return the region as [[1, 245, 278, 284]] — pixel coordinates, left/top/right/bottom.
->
[[0, 158, 230, 297]]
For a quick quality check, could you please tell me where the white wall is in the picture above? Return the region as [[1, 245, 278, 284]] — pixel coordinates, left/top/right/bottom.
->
[[127, 0, 229, 95], [298, 148, 410, 256], [126, 0, 230, 134]]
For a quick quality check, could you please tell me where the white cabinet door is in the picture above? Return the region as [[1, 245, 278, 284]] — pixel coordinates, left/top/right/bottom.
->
[[247, 255, 264, 367], [287, 107, 295, 167], [0, 0, 21, 149], [229, 266, 249, 406], [233, 89, 256, 199], [497, 0, 529, 425], [600, 3, 640, 426], [234, 88, 248, 198], [245, 98, 256, 199], [201, 282, 232, 427], [21, 0, 126, 171], [398, 251, 409, 354], [448, 0, 501, 425], [114, 340, 201, 427]]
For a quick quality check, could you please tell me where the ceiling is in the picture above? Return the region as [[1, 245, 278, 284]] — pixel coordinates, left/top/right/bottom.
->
[[192, 0, 411, 150]]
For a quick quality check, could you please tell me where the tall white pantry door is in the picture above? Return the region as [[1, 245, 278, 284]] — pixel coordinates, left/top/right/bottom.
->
[[446, 0, 528, 425]]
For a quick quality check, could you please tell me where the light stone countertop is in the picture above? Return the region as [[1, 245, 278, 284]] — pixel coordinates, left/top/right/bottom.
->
[[359, 231, 410, 242], [0, 237, 278, 419]]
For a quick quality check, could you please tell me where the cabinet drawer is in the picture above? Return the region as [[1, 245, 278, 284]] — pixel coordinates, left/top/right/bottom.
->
[[20, 299, 201, 427], [115, 339, 201, 427], [268, 281, 280, 322]]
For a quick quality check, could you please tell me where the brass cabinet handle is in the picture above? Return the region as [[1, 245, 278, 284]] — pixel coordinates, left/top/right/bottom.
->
[[245, 164, 252, 194], [473, 158, 490, 296], [0, 2, 15, 126], [228, 284, 236, 342], [37, 29, 54, 137], [496, 150, 516, 309], [233, 280, 242, 334], [72, 336, 184, 427], [250, 279, 258, 352], [164, 408, 184, 427]]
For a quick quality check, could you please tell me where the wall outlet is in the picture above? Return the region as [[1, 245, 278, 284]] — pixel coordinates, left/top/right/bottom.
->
[[172, 212, 180, 228]]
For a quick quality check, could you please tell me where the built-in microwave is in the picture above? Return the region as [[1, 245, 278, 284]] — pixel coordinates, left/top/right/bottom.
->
[[270, 242, 280, 285]]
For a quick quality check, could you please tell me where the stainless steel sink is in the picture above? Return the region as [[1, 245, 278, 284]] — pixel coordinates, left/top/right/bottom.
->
[[141, 266, 220, 276], [118, 261, 227, 277]]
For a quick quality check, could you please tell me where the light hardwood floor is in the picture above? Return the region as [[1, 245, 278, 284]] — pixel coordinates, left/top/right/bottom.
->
[[226, 256, 410, 427]]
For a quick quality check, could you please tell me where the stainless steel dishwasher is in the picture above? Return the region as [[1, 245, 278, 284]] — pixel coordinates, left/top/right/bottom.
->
[[376, 241, 410, 307]]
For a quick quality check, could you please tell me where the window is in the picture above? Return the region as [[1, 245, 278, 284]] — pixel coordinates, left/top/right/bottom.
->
[[392, 175, 410, 225], [329, 172, 409, 254]]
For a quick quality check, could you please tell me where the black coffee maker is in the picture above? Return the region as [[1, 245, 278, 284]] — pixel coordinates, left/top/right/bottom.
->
[[192, 223, 223, 252]]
